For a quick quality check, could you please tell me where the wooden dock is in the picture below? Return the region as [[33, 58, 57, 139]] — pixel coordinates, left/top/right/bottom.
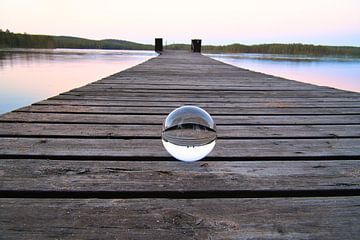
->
[[0, 50, 359, 239]]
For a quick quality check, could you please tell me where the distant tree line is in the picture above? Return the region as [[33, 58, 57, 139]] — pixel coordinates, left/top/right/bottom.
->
[[52, 36, 153, 50], [1, 29, 360, 56], [202, 43, 360, 56], [167, 43, 360, 57], [0, 29, 55, 48], [0, 29, 153, 50]]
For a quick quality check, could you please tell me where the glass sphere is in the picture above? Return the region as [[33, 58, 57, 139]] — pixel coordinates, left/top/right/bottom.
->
[[162, 105, 217, 162]]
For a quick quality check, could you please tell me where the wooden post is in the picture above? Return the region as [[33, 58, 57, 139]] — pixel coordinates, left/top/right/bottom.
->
[[191, 39, 202, 53], [155, 38, 163, 52]]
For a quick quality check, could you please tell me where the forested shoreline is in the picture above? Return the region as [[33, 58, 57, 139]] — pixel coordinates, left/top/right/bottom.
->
[[167, 43, 360, 57], [1, 29, 359, 56], [0, 29, 153, 50]]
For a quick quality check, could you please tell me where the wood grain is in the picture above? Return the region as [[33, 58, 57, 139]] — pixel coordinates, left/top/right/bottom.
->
[[16, 104, 360, 115], [1, 138, 359, 158], [38, 99, 360, 107], [2, 112, 360, 125], [0, 122, 359, 138], [0, 159, 359, 192], [0, 197, 359, 239]]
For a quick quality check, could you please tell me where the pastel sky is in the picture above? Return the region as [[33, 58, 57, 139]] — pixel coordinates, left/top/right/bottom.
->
[[1, 0, 359, 46]]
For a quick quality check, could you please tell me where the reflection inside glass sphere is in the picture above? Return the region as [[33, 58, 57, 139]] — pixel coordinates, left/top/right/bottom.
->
[[162, 105, 217, 162]]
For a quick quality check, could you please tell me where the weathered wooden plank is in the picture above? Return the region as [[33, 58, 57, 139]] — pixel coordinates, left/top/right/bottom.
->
[[98, 78, 321, 86], [99, 77, 350, 91], [62, 90, 359, 98], [72, 85, 337, 94], [91, 81, 321, 87], [38, 99, 360, 107], [2, 112, 360, 125], [51, 94, 360, 103], [16, 105, 360, 115], [98, 73, 316, 80], [77, 84, 321, 91], [0, 159, 359, 192], [0, 122, 359, 138], [0, 197, 359, 239], [1, 138, 359, 158]]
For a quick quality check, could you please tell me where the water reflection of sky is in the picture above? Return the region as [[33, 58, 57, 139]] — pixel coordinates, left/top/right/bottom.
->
[[206, 53, 360, 93], [0, 49, 157, 114]]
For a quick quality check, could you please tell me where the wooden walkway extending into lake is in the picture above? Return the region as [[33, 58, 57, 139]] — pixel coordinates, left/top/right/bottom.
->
[[0, 50, 360, 239]]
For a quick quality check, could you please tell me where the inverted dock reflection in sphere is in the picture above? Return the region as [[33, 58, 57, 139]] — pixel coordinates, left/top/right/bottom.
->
[[162, 106, 217, 162]]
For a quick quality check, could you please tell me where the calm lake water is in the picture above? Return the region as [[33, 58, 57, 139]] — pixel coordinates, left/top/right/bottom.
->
[[206, 53, 360, 93], [0, 49, 157, 114], [1, 49, 359, 115]]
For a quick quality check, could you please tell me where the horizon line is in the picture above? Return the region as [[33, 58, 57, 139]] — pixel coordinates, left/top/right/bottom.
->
[[2, 28, 360, 48]]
